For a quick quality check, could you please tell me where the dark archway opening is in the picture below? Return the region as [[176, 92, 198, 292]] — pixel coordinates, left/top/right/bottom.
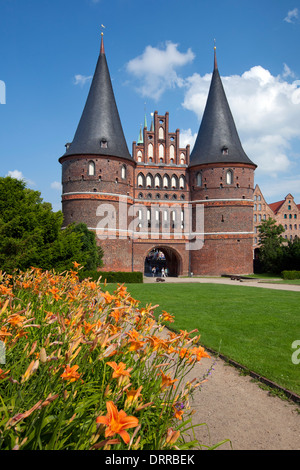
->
[[144, 247, 180, 277], [253, 247, 262, 273]]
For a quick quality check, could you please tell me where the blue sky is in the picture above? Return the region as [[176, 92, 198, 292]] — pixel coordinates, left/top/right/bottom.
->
[[1, 0, 300, 211]]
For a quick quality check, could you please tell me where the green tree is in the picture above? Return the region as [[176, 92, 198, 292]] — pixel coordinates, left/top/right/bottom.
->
[[257, 218, 285, 273], [281, 237, 300, 271], [0, 176, 103, 273], [48, 223, 103, 272]]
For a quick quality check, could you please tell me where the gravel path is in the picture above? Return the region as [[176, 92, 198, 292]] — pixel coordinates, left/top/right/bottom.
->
[[187, 354, 299, 450], [146, 276, 300, 450]]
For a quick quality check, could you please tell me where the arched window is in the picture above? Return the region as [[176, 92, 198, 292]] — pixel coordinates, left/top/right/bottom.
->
[[171, 175, 178, 189], [159, 144, 164, 159], [170, 145, 175, 160], [179, 175, 185, 189], [196, 172, 202, 187], [159, 127, 164, 139], [226, 170, 233, 185], [137, 173, 145, 187], [148, 143, 153, 159], [163, 175, 170, 189], [154, 174, 162, 188], [88, 161, 95, 176], [121, 165, 126, 179], [180, 153, 185, 165], [146, 174, 153, 188], [137, 150, 143, 162]]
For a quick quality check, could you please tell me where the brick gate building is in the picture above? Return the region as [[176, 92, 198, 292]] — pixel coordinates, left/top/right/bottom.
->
[[59, 35, 257, 276]]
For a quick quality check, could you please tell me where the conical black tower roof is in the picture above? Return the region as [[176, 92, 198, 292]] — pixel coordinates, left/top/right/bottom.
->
[[62, 34, 132, 161], [189, 48, 256, 168]]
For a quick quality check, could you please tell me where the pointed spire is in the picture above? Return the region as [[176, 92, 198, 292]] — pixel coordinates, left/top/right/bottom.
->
[[189, 47, 256, 168], [100, 32, 105, 54], [214, 39, 218, 70], [62, 33, 131, 161], [150, 112, 154, 132], [144, 103, 148, 130], [137, 124, 143, 144]]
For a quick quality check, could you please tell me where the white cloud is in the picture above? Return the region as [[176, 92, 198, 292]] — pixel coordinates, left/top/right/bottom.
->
[[179, 128, 197, 149], [126, 41, 195, 101], [74, 74, 92, 86], [258, 174, 300, 201], [283, 63, 296, 79], [51, 181, 62, 191], [7, 169, 25, 180], [182, 65, 300, 177], [284, 8, 299, 23], [6, 170, 35, 185]]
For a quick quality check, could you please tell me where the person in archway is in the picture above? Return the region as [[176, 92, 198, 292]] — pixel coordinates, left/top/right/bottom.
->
[[161, 267, 166, 278], [165, 267, 168, 277], [152, 266, 156, 277]]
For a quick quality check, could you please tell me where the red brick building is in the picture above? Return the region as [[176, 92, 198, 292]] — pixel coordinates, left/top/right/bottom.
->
[[253, 185, 300, 250], [59, 36, 257, 276]]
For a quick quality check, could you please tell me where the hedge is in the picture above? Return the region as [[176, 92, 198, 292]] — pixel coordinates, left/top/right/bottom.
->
[[281, 270, 300, 280], [79, 270, 143, 283]]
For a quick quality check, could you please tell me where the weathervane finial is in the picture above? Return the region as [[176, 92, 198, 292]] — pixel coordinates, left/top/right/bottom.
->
[[213, 38, 218, 70], [100, 25, 106, 53]]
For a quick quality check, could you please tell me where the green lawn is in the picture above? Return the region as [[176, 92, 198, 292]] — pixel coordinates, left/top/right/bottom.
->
[[105, 282, 300, 396]]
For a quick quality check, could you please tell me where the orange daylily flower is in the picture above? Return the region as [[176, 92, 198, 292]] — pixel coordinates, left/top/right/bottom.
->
[[124, 386, 143, 409], [161, 310, 175, 323], [116, 284, 127, 298], [7, 314, 26, 328], [0, 368, 10, 380], [82, 321, 96, 336], [127, 339, 145, 352], [159, 370, 178, 390], [102, 291, 113, 304], [73, 261, 80, 268], [189, 345, 210, 362], [107, 361, 132, 385], [126, 329, 141, 341], [0, 285, 14, 297], [60, 364, 82, 382], [87, 281, 97, 290], [108, 324, 121, 335], [146, 335, 168, 352], [96, 401, 139, 444], [172, 402, 185, 420], [49, 287, 61, 301], [178, 347, 191, 359], [22, 281, 32, 289], [0, 327, 12, 342], [110, 309, 122, 323]]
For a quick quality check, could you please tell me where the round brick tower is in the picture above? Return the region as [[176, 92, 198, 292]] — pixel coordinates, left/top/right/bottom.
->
[[59, 34, 135, 271], [189, 47, 257, 275]]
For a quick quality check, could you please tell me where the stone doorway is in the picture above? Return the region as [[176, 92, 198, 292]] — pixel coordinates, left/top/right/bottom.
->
[[144, 246, 180, 277]]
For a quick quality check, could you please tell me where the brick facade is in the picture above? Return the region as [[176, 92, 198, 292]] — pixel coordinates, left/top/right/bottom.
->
[[60, 111, 256, 276], [59, 39, 257, 277], [253, 185, 300, 249]]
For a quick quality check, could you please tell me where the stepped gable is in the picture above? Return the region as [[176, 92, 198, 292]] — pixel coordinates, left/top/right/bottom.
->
[[61, 34, 131, 161], [189, 47, 256, 168]]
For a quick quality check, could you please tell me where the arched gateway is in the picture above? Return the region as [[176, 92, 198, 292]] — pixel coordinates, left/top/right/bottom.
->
[[60, 35, 256, 277], [144, 246, 181, 277]]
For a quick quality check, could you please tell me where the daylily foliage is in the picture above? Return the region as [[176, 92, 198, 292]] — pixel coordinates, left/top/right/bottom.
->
[[0, 264, 218, 450]]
